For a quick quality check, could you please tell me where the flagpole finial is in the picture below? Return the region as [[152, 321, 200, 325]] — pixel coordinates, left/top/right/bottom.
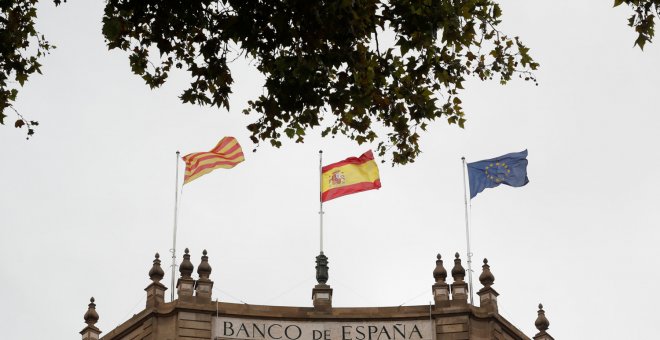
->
[[461, 156, 465, 160], [319, 150, 323, 154], [312, 252, 333, 310], [315, 253, 329, 284]]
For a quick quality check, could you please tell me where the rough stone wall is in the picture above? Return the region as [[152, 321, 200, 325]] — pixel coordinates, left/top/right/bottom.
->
[[436, 315, 470, 340], [177, 312, 212, 339], [101, 303, 530, 340]]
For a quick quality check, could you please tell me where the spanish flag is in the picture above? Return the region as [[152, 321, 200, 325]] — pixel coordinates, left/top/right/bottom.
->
[[321, 150, 381, 202], [182, 137, 244, 185]]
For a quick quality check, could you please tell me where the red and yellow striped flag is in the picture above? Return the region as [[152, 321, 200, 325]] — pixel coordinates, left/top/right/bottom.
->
[[182, 137, 244, 185], [321, 150, 381, 202]]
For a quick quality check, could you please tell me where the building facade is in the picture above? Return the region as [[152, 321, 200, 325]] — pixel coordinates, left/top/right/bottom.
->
[[80, 249, 555, 340]]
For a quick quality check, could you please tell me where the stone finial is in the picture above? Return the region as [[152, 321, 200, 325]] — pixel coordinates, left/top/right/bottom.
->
[[80, 297, 101, 340], [145, 252, 167, 308], [315, 253, 329, 285], [149, 253, 165, 282], [432, 253, 450, 308], [535, 303, 550, 333], [83, 297, 99, 326], [478, 258, 494, 288], [533, 303, 555, 340], [195, 249, 214, 301], [449, 252, 468, 304], [179, 248, 194, 278], [197, 249, 212, 280], [476, 258, 499, 311], [312, 252, 332, 310], [433, 254, 447, 283], [177, 248, 195, 300], [451, 252, 466, 282]]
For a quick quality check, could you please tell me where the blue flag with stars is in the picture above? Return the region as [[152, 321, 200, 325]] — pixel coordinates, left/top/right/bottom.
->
[[467, 150, 529, 199]]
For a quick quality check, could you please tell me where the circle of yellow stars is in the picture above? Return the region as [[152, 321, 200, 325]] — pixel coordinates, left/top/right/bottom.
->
[[484, 162, 511, 183]]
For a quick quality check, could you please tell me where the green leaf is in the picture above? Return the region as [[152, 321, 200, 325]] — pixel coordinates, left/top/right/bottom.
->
[[93, 0, 543, 166], [102, 18, 123, 42], [493, 4, 502, 18], [635, 35, 647, 50], [16, 73, 28, 86]]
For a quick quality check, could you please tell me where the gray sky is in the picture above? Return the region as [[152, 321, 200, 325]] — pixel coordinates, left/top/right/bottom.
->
[[1, 1, 659, 339]]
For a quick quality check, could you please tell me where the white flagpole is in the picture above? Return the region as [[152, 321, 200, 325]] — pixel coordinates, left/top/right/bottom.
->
[[171, 151, 180, 302], [319, 150, 324, 254], [461, 157, 474, 305]]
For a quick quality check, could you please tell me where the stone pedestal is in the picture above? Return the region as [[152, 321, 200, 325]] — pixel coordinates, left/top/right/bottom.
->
[[177, 277, 195, 302], [145, 282, 167, 308], [312, 284, 333, 310], [433, 282, 450, 308], [195, 279, 213, 303], [80, 326, 101, 340], [477, 287, 499, 312], [450, 281, 468, 305]]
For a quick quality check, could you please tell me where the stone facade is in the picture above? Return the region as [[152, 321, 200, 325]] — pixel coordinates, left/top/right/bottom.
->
[[80, 251, 554, 340]]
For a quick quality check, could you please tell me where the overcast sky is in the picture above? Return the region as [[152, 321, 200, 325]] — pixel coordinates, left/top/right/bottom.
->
[[2, 1, 659, 339]]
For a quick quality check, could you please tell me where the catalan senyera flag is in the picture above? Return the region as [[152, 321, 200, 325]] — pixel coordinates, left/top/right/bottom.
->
[[182, 137, 244, 185], [321, 150, 381, 202]]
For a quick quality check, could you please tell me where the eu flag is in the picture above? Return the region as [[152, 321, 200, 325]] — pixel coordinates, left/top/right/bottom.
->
[[467, 150, 529, 199]]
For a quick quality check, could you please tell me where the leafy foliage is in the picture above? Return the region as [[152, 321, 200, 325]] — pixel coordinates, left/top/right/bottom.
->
[[102, 0, 538, 164], [0, 0, 63, 138], [614, 0, 660, 50], [2, 1, 656, 157]]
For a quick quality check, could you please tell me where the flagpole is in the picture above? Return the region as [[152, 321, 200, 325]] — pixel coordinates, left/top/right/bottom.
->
[[171, 151, 180, 302], [461, 157, 474, 305], [319, 150, 324, 254]]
